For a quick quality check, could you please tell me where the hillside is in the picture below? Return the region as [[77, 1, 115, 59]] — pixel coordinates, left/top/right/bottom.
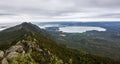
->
[[0, 22, 119, 64], [40, 22, 120, 60]]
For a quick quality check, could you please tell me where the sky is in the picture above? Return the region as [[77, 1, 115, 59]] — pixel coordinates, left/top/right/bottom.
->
[[0, 0, 120, 23]]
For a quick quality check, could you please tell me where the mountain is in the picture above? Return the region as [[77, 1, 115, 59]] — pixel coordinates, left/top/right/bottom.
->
[[41, 22, 120, 60], [0, 22, 119, 64], [0, 22, 49, 50]]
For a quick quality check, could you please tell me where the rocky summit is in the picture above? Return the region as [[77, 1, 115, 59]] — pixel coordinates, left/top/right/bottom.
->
[[0, 38, 52, 64]]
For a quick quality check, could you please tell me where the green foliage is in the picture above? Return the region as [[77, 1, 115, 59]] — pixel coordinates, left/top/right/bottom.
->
[[69, 58, 72, 64], [50, 30, 120, 60], [49, 55, 63, 64], [31, 51, 48, 64], [0, 22, 120, 64], [9, 53, 37, 64]]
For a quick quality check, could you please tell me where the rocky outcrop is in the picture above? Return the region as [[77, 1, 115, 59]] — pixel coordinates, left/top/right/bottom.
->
[[6, 52, 19, 59], [0, 50, 4, 59], [6, 45, 25, 58], [5, 43, 25, 60], [0, 38, 56, 64], [0, 40, 36, 64], [6, 45, 24, 53], [1, 58, 8, 64], [1, 37, 44, 61]]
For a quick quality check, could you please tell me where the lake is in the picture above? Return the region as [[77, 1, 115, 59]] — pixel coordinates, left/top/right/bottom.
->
[[59, 26, 106, 33], [0, 23, 19, 31], [38, 24, 59, 29], [0, 28, 7, 31]]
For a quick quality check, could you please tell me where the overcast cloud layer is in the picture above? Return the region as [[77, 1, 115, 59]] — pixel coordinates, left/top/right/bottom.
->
[[0, 0, 120, 22]]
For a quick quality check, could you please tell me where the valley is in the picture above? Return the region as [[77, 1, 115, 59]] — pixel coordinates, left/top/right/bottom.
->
[[35, 22, 120, 60]]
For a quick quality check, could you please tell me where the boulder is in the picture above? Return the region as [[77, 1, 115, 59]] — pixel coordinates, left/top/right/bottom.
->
[[6, 45, 24, 54], [1, 58, 8, 64], [37, 48, 43, 52], [0, 50, 4, 59], [7, 52, 19, 59]]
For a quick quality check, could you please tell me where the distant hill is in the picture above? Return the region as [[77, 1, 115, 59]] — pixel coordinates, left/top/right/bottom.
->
[[0, 22, 119, 64]]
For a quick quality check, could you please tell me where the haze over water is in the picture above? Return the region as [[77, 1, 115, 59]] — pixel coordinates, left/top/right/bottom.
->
[[59, 26, 106, 33]]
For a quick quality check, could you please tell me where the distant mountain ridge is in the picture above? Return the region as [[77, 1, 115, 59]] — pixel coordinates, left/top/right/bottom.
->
[[0, 22, 119, 64]]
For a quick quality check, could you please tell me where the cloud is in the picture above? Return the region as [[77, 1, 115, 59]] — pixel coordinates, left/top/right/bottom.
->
[[0, 0, 120, 22]]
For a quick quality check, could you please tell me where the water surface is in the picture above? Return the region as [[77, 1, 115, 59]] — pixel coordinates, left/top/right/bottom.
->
[[59, 26, 106, 33]]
